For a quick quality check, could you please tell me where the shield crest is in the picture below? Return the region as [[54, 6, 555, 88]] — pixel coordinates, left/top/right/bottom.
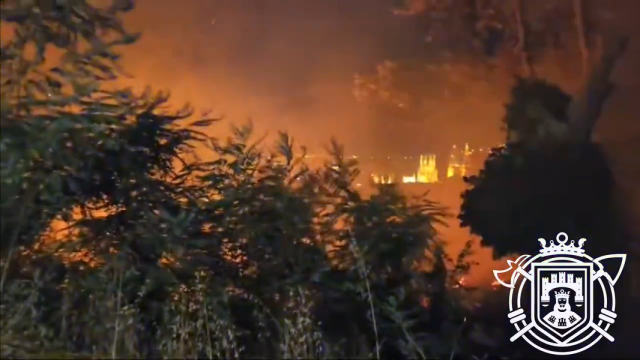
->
[[531, 262, 593, 343]]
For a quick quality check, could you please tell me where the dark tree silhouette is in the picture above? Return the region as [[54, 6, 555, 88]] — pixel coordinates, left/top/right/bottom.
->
[[459, 36, 636, 358], [459, 141, 616, 259], [460, 37, 629, 258]]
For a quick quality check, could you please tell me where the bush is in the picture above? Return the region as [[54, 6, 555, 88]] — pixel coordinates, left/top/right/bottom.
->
[[0, 1, 482, 359]]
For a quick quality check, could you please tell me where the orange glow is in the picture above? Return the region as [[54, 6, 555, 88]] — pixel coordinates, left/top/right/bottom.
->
[[1, 0, 545, 291], [370, 144, 482, 185], [402, 175, 417, 183], [403, 154, 439, 184], [372, 173, 394, 184], [447, 143, 472, 178]]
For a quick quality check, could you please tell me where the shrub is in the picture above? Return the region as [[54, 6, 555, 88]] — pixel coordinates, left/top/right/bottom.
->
[[1, 1, 479, 359]]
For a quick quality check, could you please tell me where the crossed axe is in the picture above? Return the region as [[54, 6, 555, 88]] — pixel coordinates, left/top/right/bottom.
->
[[493, 254, 626, 343]]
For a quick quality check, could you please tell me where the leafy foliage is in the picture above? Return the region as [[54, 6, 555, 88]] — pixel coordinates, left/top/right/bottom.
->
[[0, 1, 489, 359], [459, 142, 617, 259], [391, 0, 610, 61], [459, 69, 631, 259], [356, 0, 612, 141], [458, 60, 637, 359], [502, 77, 572, 144]]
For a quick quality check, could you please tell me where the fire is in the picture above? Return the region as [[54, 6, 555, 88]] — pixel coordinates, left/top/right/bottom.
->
[[360, 143, 491, 185], [372, 154, 439, 185], [402, 175, 417, 183], [372, 144, 473, 185], [402, 154, 438, 184], [372, 173, 394, 184], [446, 143, 472, 178]]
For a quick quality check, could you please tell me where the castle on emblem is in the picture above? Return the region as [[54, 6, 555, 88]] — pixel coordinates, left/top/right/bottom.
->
[[541, 272, 583, 305], [493, 231, 626, 354]]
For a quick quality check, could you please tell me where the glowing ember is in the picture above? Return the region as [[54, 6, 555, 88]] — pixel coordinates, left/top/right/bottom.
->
[[372, 173, 394, 184], [402, 175, 417, 183]]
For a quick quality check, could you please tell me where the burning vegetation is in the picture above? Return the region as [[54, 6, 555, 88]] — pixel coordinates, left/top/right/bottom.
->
[[1, 0, 638, 359], [371, 143, 484, 185]]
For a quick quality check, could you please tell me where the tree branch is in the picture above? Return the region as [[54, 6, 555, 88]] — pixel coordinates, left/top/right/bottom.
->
[[567, 36, 629, 143]]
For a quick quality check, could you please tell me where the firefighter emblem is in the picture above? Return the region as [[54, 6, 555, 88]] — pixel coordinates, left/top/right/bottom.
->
[[493, 232, 626, 355]]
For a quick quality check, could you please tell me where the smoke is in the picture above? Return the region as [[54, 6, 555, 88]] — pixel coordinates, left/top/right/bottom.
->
[[117, 0, 426, 154], [113, 0, 639, 286]]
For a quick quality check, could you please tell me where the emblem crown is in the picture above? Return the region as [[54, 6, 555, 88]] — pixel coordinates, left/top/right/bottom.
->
[[554, 289, 570, 300], [538, 232, 586, 256]]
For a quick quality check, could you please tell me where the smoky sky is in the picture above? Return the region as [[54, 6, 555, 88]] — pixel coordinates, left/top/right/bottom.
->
[[118, 0, 639, 154], [119, 0, 430, 154]]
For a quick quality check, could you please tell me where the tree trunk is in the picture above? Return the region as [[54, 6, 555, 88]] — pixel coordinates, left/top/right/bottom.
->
[[573, 0, 590, 80], [513, 0, 534, 78], [567, 36, 628, 143]]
